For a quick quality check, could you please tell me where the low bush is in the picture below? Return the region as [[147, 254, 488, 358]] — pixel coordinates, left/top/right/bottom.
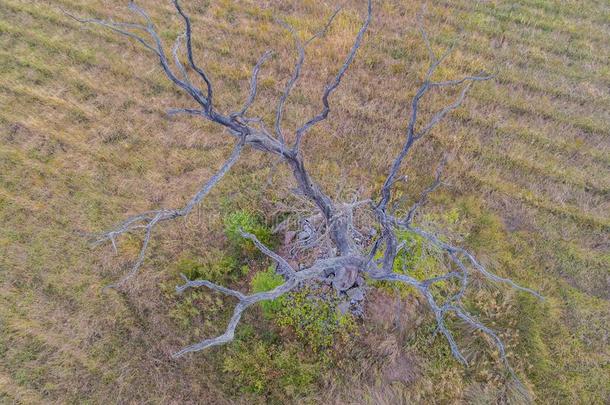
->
[[250, 265, 285, 317], [222, 338, 321, 401], [223, 210, 275, 257]]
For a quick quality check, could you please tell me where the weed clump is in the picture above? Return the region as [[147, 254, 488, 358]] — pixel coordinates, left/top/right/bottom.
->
[[250, 265, 285, 317], [222, 337, 321, 400], [224, 210, 275, 256]]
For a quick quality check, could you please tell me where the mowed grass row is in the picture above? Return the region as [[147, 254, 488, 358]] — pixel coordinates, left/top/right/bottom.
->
[[2, 0, 608, 158], [1, 0, 609, 403], [4, 30, 607, 233]]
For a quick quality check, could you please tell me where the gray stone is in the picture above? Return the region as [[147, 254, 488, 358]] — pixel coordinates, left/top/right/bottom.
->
[[332, 265, 358, 291], [297, 230, 310, 241], [337, 301, 350, 315], [284, 230, 296, 245], [347, 287, 365, 301]]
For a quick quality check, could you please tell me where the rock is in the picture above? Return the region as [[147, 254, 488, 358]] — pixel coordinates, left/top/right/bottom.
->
[[297, 230, 310, 241], [347, 287, 365, 301], [355, 276, 365, 287], [284, 230, 296, 245], [337, 301, 350, 315], [332, 265, 358, 291]]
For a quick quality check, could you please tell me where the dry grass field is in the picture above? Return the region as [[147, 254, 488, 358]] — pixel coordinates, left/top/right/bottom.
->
[[1, 0, 609, 403]]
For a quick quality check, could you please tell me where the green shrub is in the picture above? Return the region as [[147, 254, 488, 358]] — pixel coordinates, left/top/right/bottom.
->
[[371, 229, 445, 297], [275, 287, 355, 355], [223, 210, 274, 256], [251, 269, 355, 355], [222, 339, 320, 400], [169, 291, 203, 329], [250, 266, 285, 317], [176, 248, 241, 284], [169, 250, 243, 329]]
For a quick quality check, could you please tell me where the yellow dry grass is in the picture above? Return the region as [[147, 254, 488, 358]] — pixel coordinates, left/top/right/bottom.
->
[[1, 0, 608, 403]]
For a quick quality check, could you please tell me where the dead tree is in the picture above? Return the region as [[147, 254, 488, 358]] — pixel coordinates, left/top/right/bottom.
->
[[68, 0, 542, 388]]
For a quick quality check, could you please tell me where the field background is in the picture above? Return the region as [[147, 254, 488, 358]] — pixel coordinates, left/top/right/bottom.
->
[[1, 0, 609, 403]]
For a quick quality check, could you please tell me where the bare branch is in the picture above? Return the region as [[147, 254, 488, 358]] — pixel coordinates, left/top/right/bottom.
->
[[171, 279, 296, 357], [98, 138, 245, 288], [403, 224, 544, 300], [167, 108, 202, 117], [414, 82, 474, 139], [416, 9, 459, 81], [232, 50, 273, 119], [274, 8, 341, 144], [430, 73, 495, 88], [274, 19, 305, 144], [239, 229, 296, 276], [104, 210, 163, 289], [68, 3, 209, 109], [447, 251, 469, 303], [63, 11, 158, 54], [403, 156, 447, 224], [425, 41, 456, 80], [171, 33, 191, 84], [176, 274, 246, 299], [376, 81, 428, 211], [376, 64, 491, 213], [172, 255, 361, 358], [172, 0, 214, 113], [417, 9, 436, 62], [304, 7, 342, 46], [368, 270, 467, 363], [293, 0, 373, 153]]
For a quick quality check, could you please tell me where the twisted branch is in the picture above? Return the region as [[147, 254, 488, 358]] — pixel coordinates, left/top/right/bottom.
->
[[98, 137, 245, 288], [274, 7, 342, 145], [231, 50, 273, 120], [173, 253, 362, 358]]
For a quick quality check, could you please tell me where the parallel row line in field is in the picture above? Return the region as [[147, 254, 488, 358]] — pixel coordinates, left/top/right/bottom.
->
[[5, 0, 609, 106]]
